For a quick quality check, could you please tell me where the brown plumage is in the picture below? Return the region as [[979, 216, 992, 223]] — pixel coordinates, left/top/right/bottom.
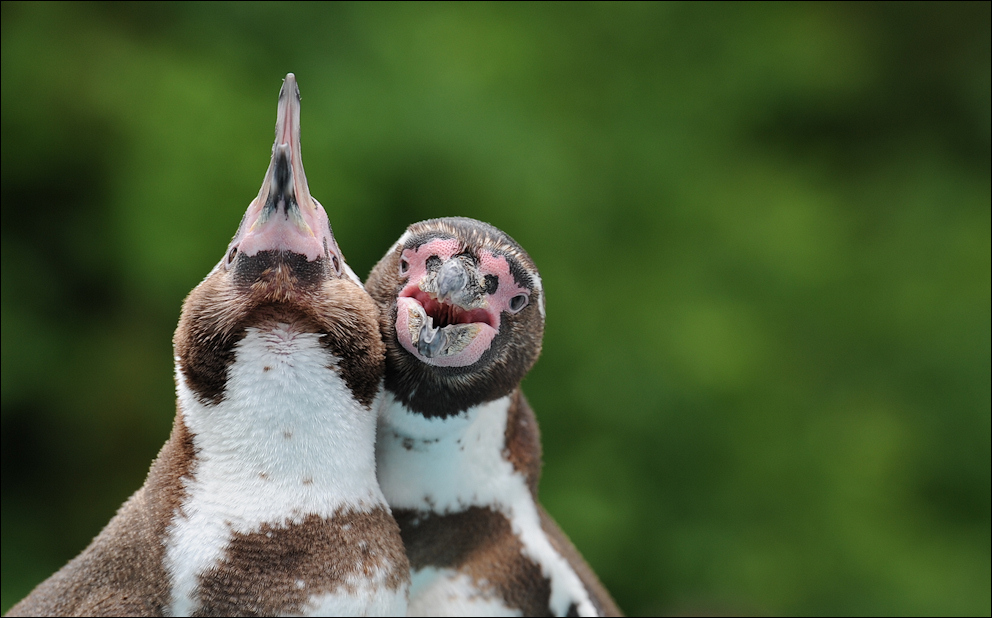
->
[[6, 416, 193, 617]]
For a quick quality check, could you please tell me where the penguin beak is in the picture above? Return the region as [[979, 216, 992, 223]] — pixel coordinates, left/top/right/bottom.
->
[[226, 73, 339, 267], [435, 258, 473, 307]]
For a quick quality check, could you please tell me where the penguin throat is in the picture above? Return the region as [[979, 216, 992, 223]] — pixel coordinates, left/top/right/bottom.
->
[[176, 323, 384, 514]]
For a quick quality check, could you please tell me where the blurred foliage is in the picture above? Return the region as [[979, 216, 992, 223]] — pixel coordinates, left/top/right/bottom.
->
[[2, 2, 989, 615]]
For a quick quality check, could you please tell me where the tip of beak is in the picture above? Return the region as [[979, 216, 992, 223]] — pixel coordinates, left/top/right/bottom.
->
[[274, 74, 301, 155], [279, 73, 300, 109]]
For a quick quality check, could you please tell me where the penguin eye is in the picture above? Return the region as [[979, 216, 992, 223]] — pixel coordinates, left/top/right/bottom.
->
[[399, 259, 410, 275], [226, 246, 238, 268], [508, 294, 528, 313], [331, 254, 341, 275]]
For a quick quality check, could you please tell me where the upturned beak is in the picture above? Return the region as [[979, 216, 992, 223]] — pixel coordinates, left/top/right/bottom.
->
[[227, 73, 338, 265]]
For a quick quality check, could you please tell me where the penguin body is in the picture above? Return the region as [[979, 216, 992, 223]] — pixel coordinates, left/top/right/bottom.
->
[[366, 218, 620, 617], [7, 74, 408, 617]]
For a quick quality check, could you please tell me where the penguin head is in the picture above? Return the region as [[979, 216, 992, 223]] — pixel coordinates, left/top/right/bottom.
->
[[174, 74, 382, 408], [367, 217, 546, 418]]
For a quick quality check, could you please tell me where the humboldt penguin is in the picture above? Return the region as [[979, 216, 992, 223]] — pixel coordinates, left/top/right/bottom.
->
[[365, 217, 621, 617], [6, 74, 409, 617]]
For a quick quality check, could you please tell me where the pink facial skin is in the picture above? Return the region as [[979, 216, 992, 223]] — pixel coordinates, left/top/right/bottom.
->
[[476, 249, 531, 318], [395, 238, 530, 367], [235, 195, 332, 262]]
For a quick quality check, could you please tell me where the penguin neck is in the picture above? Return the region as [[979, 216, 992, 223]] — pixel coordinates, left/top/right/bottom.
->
[[377, 389, 601, 617], [376, 389, 532, 515], [176, 320, 385, 521]]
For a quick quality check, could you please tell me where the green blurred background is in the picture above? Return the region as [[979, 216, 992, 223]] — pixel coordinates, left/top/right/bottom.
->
[[2, 2, 989, 615]]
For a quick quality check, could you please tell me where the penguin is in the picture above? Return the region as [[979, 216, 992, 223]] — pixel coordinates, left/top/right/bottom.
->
[[365, 217, 621, 617], [6, 74, 409, 617]]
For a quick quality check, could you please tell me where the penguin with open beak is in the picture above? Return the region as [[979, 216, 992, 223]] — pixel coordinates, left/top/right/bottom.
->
[[7, 75, 409, 617], [366, 217, 621, 617]]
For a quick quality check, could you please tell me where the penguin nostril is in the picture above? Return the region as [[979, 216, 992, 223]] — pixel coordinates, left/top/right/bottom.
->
[[483, 274, 499, 295]]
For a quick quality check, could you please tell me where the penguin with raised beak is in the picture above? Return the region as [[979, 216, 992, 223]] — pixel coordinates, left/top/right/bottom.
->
[[7, 75, 409, 617]]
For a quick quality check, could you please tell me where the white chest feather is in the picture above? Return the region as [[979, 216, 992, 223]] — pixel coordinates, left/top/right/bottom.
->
[[377, 395, 597, 617], [166, 324, 389, 616], [408, 567, 521, 617]]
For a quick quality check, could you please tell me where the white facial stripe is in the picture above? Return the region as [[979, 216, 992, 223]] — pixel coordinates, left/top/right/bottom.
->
[[377, 395, 596, 616], [167, 324, 387, 616], [529, 270, 545, 319], [387, 229, 413, 258], [342, 261, 363, 288], [408, 567, 522, 617]]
